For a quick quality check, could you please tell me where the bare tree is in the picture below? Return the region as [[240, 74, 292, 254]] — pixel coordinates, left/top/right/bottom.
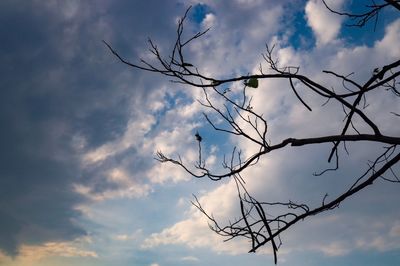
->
[[104, 1, 400, 264]]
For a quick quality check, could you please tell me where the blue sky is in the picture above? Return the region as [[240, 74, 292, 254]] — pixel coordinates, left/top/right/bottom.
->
[[0, 0, 399, 265]]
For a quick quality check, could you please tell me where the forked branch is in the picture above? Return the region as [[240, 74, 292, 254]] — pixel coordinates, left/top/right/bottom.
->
[[106, 3, 400, 264]]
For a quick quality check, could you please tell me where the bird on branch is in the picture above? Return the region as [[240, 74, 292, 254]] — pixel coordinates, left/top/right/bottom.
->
[[195, 131, 202, 142], [373, 67, 384, 80]]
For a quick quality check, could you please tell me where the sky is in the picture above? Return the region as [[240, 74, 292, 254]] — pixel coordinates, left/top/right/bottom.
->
[[0, 0, 399, 266]]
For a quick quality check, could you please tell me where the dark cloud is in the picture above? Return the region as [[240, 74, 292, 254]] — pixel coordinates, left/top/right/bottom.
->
[[0, 0, 186, 255], [0, 116, 85, 255]]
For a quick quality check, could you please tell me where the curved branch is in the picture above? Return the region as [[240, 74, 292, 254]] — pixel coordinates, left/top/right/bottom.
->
[[107, 4, 400, 263], [250, 150, 400, 252], [157, 134, 399, 181]]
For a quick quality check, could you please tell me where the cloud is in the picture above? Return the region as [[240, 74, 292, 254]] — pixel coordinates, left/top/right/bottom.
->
[[141, 215, 250, 255], [0, 237, 97, 266], [83, 114, 156, 165], [376, 19, 400, 58], [355, 220, 400, 252], [181, 256, 199, 261], [305, 0, 344, 45], [313, 241, 349, 256], [0, 0, 121, 255], [73, 167, 151, 201], [1, 0, 399, 265], [140, 10, 400, 260], [184, 0, 287, 79], [18, 241, 97, 260], [114, 229, 143, 242], [141, 178, 264, 255], [0, 0, 185, 257], [390, 222, 400, 238], [72, 0, 303, 199]]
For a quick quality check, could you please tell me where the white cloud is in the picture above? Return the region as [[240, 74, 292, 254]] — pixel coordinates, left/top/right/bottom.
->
[[146, 160, 191, 184], [375, 19, 400, 58], [141, 179, 248, 254], [142, 123, 202, 184], [114, 229, 143, 241], [141, 169, 281, 255], [83, 113, 156, 165], [0, 238, 97, 265], [235, 0, 264, 8], [305, 0, 344, 46], [355, 220, 400, 252], [187, 1, 285, 79], [139, 9, 400, 260], [73, 167, 151, 201], [202, 13, 216, 29], [181, 255, 199, 261], [141, 215, 249, 255], [313, 241, 349, 256], [19, 242, 97, 260], [28, 1, 397, 264]]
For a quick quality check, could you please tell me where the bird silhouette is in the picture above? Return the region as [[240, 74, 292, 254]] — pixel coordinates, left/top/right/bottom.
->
[[373, 67, 384, 80], [195, 131, 202, 142]]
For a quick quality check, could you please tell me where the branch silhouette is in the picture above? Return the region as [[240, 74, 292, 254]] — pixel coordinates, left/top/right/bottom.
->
[[105, 1, 400, 264]]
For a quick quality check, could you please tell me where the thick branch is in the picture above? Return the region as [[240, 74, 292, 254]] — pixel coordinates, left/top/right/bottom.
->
[[157, 134, 399, 181], [250, 150, 400, 252]]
